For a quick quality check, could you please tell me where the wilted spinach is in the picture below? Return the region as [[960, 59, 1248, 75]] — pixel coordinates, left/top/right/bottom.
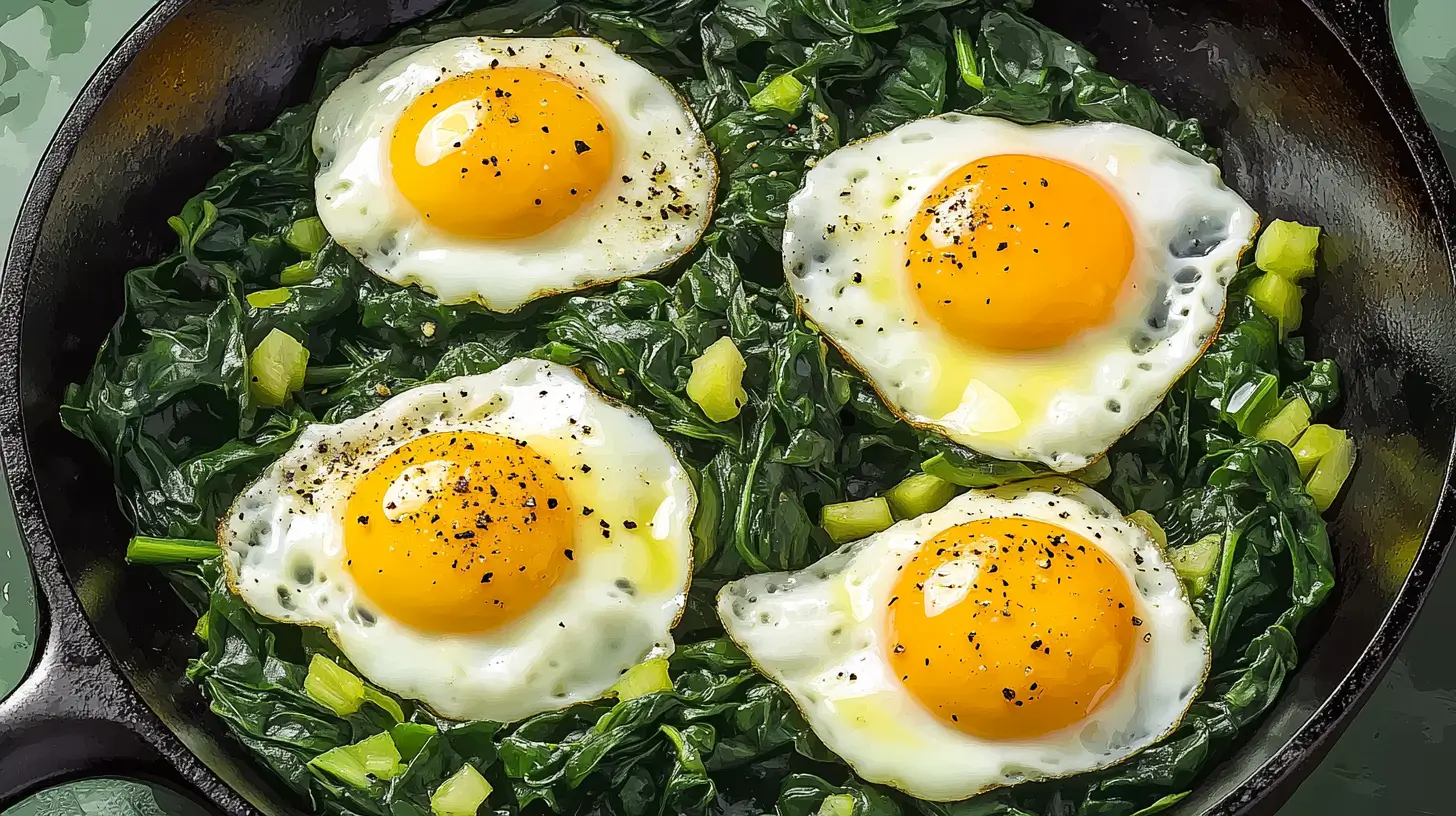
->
[[61, 0, 1339, 815]]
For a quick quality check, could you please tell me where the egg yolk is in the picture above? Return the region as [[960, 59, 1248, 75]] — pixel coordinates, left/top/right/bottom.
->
[[906, 154, 1134, 351], [886, 517, 1137, 741], [389, 67, 614, 239], [343, 431, 575, 634]]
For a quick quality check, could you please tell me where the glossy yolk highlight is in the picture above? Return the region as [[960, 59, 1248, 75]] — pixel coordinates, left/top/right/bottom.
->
[[389, 67, 614, 239], [886, 517, 1137, 741], [906, 154, 1134, 351], [344, 431, 574, 634]]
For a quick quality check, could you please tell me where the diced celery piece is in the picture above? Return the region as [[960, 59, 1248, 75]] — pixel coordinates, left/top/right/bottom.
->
[[1171, 534, 1221, 597], [365, 687, 406, 722], [1307, 434, 1356, 512], [1074, 456, 1112, 485], [125, 536, 217, 564], [280, 259, 316, 285], [431, 763, 493, 816], [390, 722, 438, 761], [249, 329, 309, 408], [305, 654, 365, 716], [1292, 424, 1347, 478], [246, 287, 292, 309], [687, 336, 748, 422], [821, 497, 894, 544], [611, 657, 672, 700], [309, 732, 403, 788], [885, 473, 959, 520], [1222, 373, 1279, 434], [749, 73, 806, 115], [1255, 397, 1312, 446], [953, 27, 984, 90], [1247, 273, 1302, 338], [1124, 510, 1167, 548], [818, 794, 856, 816], [194, 612, 210, 642], [1255, 219, 1321, 280], [285, 217, 327, 255]]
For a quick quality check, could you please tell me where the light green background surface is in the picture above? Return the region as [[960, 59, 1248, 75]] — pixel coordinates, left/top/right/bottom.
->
[[2, 0, 1455, 813]]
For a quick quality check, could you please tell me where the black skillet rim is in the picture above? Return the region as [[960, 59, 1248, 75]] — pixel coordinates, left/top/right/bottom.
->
[[0, 0, 1453, 814]]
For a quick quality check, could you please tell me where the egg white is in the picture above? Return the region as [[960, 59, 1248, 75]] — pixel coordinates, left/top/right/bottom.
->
[[219, 359, 695, 722], [783, 115, 1258, 471], [314, 36, 716, 310], [717, 479, 1209, 800]]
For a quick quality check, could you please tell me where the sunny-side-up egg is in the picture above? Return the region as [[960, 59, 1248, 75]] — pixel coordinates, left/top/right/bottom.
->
[[783, 114, 1258, 471], [219, 359, 695, 722], [313, 36, 717, 310], [717, 479, 1208, 800]]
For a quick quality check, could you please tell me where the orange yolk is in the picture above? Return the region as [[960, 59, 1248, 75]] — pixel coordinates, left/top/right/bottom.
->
[[907, 154, 1135, 351], [389, 67, 614, 239], [886, 518, 1137, 741], [343, 431, 574, 634]]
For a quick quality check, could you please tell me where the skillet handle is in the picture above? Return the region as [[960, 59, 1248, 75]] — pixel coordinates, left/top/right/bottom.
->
[[1301, 0, 1400, 69], [0, 547, 201, 809]]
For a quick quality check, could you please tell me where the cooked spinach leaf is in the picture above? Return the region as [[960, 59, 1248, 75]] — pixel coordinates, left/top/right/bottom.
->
[[61, 1, 1338, 815]]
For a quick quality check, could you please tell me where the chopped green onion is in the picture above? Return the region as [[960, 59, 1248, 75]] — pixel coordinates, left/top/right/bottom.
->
[[953, 27, 984, 91], [1128, 791, 1190, 816], [821, 497, 894, 544], [611, 657, 672, 700], [1247, 273, 1302, 338], [280, 259, 316, 285], [1254, 219, 1321, 280], [194, 612, 210, 642], [1223, 372, 1279, 434], [1256, 397, 1312, 446], [246, 287, 292, 309], [249, 329, 309, 408], [1124, 510, 1167, 548], [885, 472, 959, 520], [431, 763, 493, 816], [365, 687, 406, 722], [1292, 424, 1347, 479], [749, 73, 806, 115], [686, 336, 748, 422], [1074, 456, 1112, 485], [309, 732, 404, 789], [1307, 434, 1356, 511], [124, 536, 218, 565], [285, 217, 327, 255], [305, 654, 365, 716], [1171, 534, 1222, 597], [390, 722, 438, 761], [817, 794, 856, 816]]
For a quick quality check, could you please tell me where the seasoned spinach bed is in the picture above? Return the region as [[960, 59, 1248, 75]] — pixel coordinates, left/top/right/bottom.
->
[[61, 0, 1339, 814]]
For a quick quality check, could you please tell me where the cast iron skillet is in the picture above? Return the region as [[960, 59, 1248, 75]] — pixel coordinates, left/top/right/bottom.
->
[[0, 0, 1453, 813]]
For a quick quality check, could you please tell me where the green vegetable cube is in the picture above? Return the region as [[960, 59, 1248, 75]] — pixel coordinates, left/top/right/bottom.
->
[[1247, 273, 1302, 338], [1292, 424, 1347, 479], [611, 657, 672, 700], [687, 336, 748, 422], [249, 329, 309, 408], [1170, 534, 1222, 597], [1255, 397, 1312, 446], [431, 763, 493, 816], [817, 794, 856, 816], [821, 497, 894, 544], [749, 73, 806, 115], [280, 259, 316, 285], [304, 654, 365, 716], [309, 732, 404, 789], [1307, 434, 1356, 512], [885, 472, 959, 520], [246, 287, 292, 309], [285, 217, 328, 255], [1254, 219, 1321, 280]]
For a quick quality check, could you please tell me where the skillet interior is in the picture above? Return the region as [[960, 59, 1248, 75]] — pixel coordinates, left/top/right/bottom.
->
[[7, 0, 1455, 813]]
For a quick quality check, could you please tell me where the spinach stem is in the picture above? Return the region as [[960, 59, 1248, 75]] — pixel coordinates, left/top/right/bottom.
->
[[304, 364, 354, 386], [126, 536, 218, 565]]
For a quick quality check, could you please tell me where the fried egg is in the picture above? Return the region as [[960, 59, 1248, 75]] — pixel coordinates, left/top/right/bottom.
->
[[314, 36, 716, 310], [717, 479, 1208, 800], [220, 359, 695, 722], [783, 115, 1257, 471]]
